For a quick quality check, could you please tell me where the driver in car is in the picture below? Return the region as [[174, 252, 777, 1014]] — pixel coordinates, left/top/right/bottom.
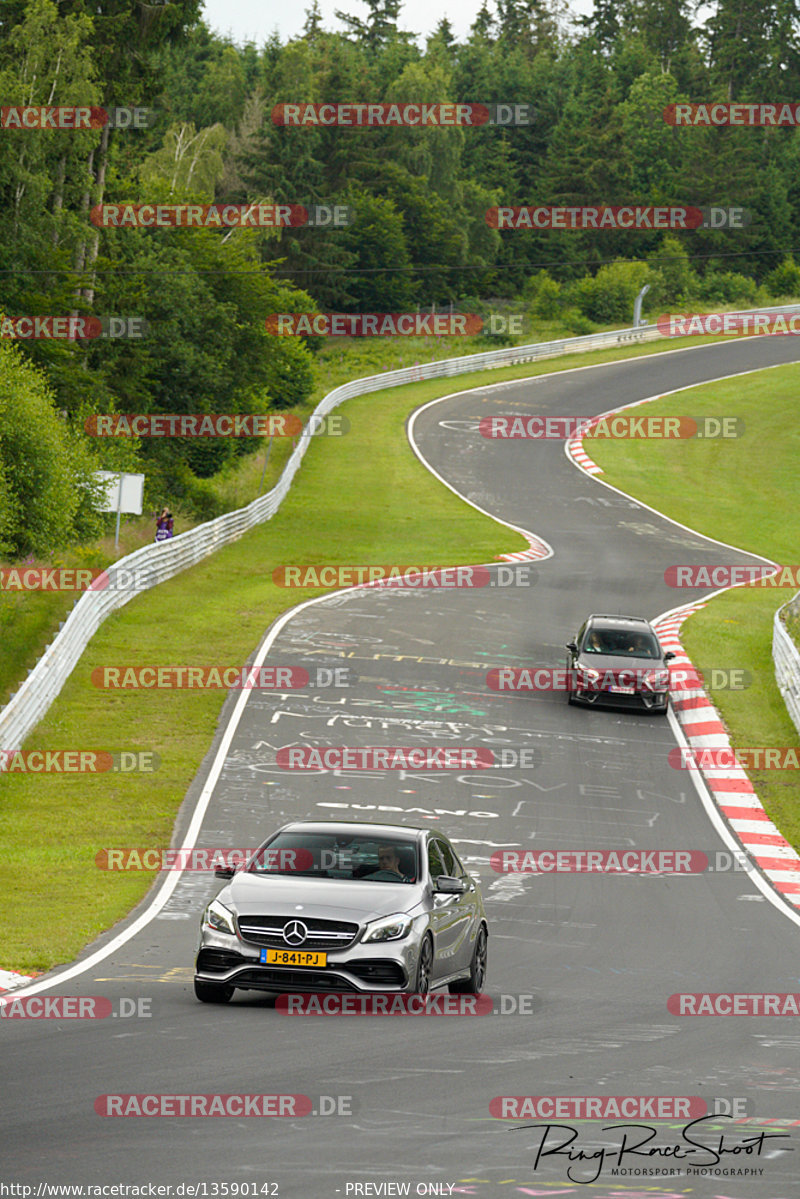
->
[[365, 845, 408, 881]]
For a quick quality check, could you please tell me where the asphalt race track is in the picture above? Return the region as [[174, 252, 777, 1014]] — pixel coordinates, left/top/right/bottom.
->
[[4, 338, 800, 1199]]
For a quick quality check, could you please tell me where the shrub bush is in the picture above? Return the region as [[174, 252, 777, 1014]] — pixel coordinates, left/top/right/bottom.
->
[[763, 257, 800, 299], [696, 272, 763, 306], [524, 271, 563, 319], [648, 236, 698, 306], [570, 261, 656, 324]]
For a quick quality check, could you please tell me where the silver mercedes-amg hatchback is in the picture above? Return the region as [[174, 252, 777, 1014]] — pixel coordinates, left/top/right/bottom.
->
[[194, 820, 488, 1003]]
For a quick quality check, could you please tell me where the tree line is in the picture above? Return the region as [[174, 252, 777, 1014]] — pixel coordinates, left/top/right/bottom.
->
[[1, 0, 799, 555]]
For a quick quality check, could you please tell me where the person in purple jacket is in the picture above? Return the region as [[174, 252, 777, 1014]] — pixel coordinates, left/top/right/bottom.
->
[[154, 507, 174, 542]]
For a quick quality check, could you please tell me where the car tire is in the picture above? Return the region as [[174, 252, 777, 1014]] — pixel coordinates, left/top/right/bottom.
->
[[413, 935, 434, 995], [449, 924, 488, 995], [194, 978, 234, 1004]]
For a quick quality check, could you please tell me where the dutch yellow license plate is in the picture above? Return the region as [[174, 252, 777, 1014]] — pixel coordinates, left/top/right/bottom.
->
[[262, 948, 327, 967]]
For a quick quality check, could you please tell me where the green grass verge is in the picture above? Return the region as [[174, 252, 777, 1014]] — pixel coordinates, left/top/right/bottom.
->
[[587, 362, 800, 848], [0, 326, 741, 709], [1, 332, 784, 974], [0, 435, 300, 709], [2, 370, 533, 975]]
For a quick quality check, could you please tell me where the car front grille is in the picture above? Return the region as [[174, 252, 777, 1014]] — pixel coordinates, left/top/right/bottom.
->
[[237, 914, 360, 950], [232, 968, 358, 993], [576, 688, 661, 707]]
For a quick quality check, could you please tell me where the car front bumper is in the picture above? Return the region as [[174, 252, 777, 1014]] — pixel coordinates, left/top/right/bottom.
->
[[572, 687, 669, 710], [195, 927, 425, 993]]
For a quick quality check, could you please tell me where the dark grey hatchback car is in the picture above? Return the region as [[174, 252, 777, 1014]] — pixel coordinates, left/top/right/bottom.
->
[[194, 820, 488, 1003], [566, 614, 675, 713]]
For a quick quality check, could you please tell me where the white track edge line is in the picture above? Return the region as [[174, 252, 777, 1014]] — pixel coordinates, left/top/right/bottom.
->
[[6, 347, 797, 998]]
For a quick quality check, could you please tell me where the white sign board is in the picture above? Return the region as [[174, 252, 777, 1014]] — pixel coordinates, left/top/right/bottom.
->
[[92, 471, 144, 515]]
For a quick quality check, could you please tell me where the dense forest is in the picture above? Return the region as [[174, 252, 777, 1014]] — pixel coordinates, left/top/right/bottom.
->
[[2, 0, 800, 556]]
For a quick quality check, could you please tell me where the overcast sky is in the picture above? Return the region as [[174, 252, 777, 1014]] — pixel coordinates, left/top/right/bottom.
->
[[200, 0, 592, 48]]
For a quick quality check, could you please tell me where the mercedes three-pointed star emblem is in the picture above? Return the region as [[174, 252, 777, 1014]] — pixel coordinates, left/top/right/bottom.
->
[[283, 919, 308, 946]]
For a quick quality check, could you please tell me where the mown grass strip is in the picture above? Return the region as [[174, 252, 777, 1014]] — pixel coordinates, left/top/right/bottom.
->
[[0, 330, 740, 707], [587, 363, 800, 848], [2, 370, 529, 974], [0, 334, 769, 973]]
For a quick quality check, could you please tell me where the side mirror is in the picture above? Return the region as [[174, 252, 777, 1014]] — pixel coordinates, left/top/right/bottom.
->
[[664, 651, 676, 662], [214, 866, 236, 879], [566, 641, 578, 653], [436, 875, 466, 895]]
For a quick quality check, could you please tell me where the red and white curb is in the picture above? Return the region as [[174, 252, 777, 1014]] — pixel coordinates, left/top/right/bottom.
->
[[499, 532, 552, 563], [0, 968, 36, 993], [567, 428, 604, 475], [566, 394, 674, 475], [655, 606, 800, 906], [563, 382, 800, 912]]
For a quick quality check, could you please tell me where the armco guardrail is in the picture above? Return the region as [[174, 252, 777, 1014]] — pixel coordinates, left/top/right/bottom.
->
[[774, 594, 800, 736], [1, 305, 796, 752]]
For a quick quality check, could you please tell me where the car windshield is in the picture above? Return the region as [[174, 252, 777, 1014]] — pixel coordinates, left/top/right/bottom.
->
[[583, 628, 662, 659], [248, 832, 419, 883]]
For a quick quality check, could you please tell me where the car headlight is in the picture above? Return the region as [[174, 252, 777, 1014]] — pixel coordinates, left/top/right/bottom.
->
[[579, 667, 601, 684], [204, 898, 237, 936], [362, 913, 413, 943]]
